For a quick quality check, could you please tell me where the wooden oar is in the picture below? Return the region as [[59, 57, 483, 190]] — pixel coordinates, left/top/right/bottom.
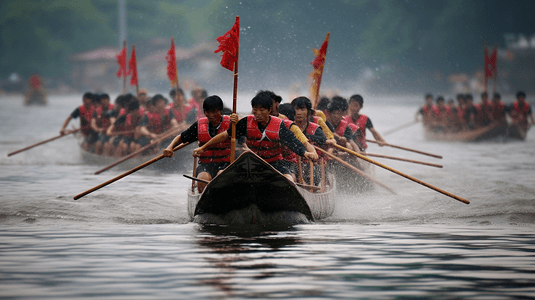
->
[[314, 146, 396, 194], [184, 173, 321, 191], [94, 127, 181, 175], [107, 130, 135, 136], [332, 144, 469, 204], [365, 152, 443, 168], [7, 129, 81, 157], [383, 120, 418, 136], [366, 139, 443, 159], [73, 142, 190, 200]]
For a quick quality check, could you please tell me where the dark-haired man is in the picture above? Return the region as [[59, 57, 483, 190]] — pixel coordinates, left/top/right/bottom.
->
[[169, 88, 187, 126], [415, 94, 436, 129], [60, 92, 97, 151], [137, 94, 180, 149], [164, 95, 231, 192], [325, 96, 361, 152], [509, 91, 534, 131], [344, 94, 386, 151], [192, 93, 318, 182], [91, 94, 114, 155]]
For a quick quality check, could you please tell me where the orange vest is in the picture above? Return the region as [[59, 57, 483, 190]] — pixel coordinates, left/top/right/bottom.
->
[[197, 116, 231, 163], [246, 115, 283, 162]]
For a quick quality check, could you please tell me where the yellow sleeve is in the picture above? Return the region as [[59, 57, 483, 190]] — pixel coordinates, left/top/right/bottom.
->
[[314, 110, 327, 122], [317, 118, 334, 139], [290, 124, 309, 144], [278, 113, 288, 120]]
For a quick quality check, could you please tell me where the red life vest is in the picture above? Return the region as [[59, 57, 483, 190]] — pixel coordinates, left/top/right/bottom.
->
[[184, 98, 204, 120], [78, 104, 95, 134], [246, 115, 283, 162], [124, 109, 144, 137], [351, 115, 368, 150], [312, 116, 321, 123], [169, 103, 185, 123], [280, 119, 297, 164], [118, 108, 126, 117], [302, 121, 326, 163], [197, 116, 231, 163], [335, 118, 355, 136], [146, 108, 171, 134], [94, 104, 114, 129], [491, 102, 506, 122], [512, 101, 530, 116]]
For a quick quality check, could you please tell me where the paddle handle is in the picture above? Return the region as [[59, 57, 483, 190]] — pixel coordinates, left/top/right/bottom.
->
[[366, 139, 443, 159], [314, 146, 396, 194], [7, 129, 80, 157], [333, 144, 469, 204], [365, 153, 443, 168], [74, 143, 189, 200]]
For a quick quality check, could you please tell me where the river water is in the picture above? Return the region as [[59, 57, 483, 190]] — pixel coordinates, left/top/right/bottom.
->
[[1, 93, 534, 299]]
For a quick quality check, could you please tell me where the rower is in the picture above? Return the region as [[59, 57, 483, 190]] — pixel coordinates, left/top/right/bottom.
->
[[137, 94, 180, 151], [325, 96, 360, 152], [137, 88, 149, 109], [491, 93, 507, 124], [292, 96, 329, 185], [463, 94, 478, 130], [168, 88, 187, 127], [163, 96, 230, 192], [475, 92, 493, 126], [415, 93, 436, 129], [107, 100, 142, 157], [431, 96, 452, 133], [60, 92, 97, 152], [184, 88, 208, 121], [344, 94, 386, 151], [509, 91, 534, 130], [90, 93, 114, 155], [192, 93, 318, 183]]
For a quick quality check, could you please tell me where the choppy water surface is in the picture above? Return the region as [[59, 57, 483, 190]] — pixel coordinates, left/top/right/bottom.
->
[[1, 93, 534, 299]]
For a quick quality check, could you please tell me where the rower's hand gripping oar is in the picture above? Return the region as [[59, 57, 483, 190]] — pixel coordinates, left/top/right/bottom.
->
[[332, 143, 469, 204], [366, 139, 443, 159], [73, 143, 189, 200], [7, 128, 81, 157]]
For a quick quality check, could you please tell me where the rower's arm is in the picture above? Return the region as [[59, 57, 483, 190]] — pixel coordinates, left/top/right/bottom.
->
[[317, 118, 334, 140], [289, 124, 309, 144], [90, 118, 100, 132], [170, 118, 179, 129], [138, 126, 156, 139], [60, 115, 72, 135], [106, 124, 115, 136], [163, 134, 182, 157], [369, 128, 387, 146], [193, 131, 230, 157]]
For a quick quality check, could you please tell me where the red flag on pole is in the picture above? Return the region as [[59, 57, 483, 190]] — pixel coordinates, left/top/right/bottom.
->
[[214, 17, 240, 71], [115, 46, 127, 78], [166, 38, 178, 86], [309, 32, 330, 108], [485, 45, 497, 79], [127, 45, 138, 86]]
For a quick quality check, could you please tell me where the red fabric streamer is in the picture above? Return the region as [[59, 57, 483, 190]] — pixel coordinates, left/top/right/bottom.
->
[[485, 46, 497, 79], [311, 37, 329, 70], [115, 46, 127, 78], [127, 46, 138, 86], [215, 17, 240, 71], [166, 38, 178, 85]]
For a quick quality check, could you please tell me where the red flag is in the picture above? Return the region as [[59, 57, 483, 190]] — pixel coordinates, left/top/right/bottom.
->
[[127, 46, 138, 86], [115, 46, 127, 78], [311, 35, 329, 70], [166, 38, 178, 86], [485, 45, 497, 79], [215, 17, 240, 71]]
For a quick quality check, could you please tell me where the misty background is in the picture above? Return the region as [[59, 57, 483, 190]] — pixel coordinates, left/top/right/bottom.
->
[[1, 0, 534, 96]]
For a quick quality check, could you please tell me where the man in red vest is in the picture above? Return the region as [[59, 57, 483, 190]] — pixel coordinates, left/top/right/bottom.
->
[[509, 91, 534, 131], [91, 94, 114, 155], [138, 95, 180, 151], [344, 94, 386, 151], [415, 93, 436, 128], [192, 93, 318, 182], [163, 96, 231, 192], [60, 92, 97, 151]]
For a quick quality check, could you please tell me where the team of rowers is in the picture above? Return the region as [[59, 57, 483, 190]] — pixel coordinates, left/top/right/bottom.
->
[[416, 91, 534, 133], [60, 88, 387, 191]]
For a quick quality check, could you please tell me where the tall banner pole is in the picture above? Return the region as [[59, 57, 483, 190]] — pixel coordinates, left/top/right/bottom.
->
[[230, 16, 240, 163], [493, 43, 498, 94]]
